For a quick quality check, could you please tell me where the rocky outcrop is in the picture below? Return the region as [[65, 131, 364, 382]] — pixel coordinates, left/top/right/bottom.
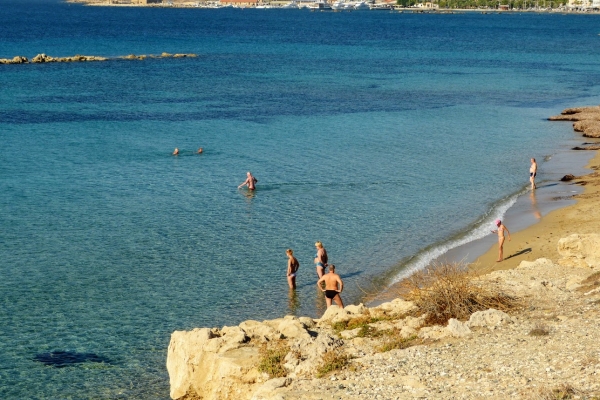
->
[[557, 233, 600, 268], [167, 234, 600, 400], [1, 52, 197, 65], [549, 105, 600, 138], [0, 56, 28, 64]]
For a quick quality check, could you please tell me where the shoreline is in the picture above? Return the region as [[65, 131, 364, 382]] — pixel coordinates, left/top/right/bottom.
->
[[371, 106, 600, 306]]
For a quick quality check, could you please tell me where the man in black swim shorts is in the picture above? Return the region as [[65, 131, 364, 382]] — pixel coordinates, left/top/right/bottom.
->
[[317, 264, 344, 309]]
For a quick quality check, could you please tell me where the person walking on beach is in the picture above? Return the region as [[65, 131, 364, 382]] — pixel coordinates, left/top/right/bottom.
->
[[314, 241, 328, 278], [317, 264, 344, 309], [492, 219, 511, 262], [530, 158, 538, 190], [238, 171, 257, 190], [286, 249, 300, 289]]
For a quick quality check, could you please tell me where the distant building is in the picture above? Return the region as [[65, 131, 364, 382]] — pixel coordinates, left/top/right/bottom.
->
[[498, 4, 509, 9], [220, 0, 259, 5], [131, 0, 163, 3]]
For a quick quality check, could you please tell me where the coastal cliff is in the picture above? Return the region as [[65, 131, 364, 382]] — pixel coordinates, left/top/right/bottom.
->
[[167, 106, 600, 400]]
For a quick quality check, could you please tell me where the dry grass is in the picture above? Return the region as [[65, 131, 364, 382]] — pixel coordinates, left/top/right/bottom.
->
[[315, 350, 349, 378], [376, 333, 419, 353], [397, 262, 519, 326], [331, 312, 395, 334], [537, 383, 583, 400], [257, 340, 289, 378], [529, 323, 551, 336]]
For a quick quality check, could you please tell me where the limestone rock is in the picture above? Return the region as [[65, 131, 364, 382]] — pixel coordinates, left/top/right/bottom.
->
[[277, 317, 311, 340], [298, 316, 316, 329], [11, 56, 28, 64], [418, 325, 449, 340], [340, 327, 361, 340], [344, 303, 367, 315], [167, 327, 257, 400], [557, 233, 600, 268], [466, 309, 512, 328], [316, 305, 349, 326], [32, 53, 54, 63], [239, 320, 283, 342], [372, 298, 416, 316], [446, 318, 472, 337], [250, 377, 292, 400]]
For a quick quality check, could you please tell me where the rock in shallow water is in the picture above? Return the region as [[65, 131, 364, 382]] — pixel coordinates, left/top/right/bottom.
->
[[34, 351, 110, 368]]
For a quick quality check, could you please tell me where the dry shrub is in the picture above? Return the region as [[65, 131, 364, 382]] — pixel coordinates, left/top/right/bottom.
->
[[537, 383, 582, 400], [529, 323, 550, 336], [257, 340, 289, 378], [376, 333, 419, 353], [316, 350, 349, 378], [331, 312, 394, 334], [398, 262, 518, 326]]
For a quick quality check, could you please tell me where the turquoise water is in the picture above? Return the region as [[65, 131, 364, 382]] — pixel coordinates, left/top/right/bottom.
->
[[2, 1, 600, 397]]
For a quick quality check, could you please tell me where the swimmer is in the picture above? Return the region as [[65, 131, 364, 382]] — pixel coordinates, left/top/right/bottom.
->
[[238, 171, 257, 190], [491, 219, 511, 262], [530, 158, 537, 190], [197, 147, 203, 154], [314, 241, 328, 279], [172, 148, 179, 156], [317, 264, 344, 309], [286, 249, 300, 289]]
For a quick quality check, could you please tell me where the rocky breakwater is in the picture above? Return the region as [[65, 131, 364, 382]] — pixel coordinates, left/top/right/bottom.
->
[[167, 233, 600, 400], [0, 52, 197, 65], [550, 105, 600, 150]]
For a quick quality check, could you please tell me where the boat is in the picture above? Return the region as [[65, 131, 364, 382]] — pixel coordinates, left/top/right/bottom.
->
[[343, 2, 354, 9], [369, 2, 393, 9], [332, 0, 346, 10], [281, 0, 299, 7], [353, 1, 370, 9], [307, 1, 332, 9]]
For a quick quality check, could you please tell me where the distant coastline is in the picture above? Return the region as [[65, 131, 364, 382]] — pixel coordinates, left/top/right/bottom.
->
[[66, 0, 600, 13]]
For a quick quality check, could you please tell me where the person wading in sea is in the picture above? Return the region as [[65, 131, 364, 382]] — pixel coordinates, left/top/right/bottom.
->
[[238, 171, 257, 190], [314, 241, 328, 279], [530, 158, 538, 190], [317, 264, 344, 309], [286, 249, 299, 289], [492, 219, 511, 262]]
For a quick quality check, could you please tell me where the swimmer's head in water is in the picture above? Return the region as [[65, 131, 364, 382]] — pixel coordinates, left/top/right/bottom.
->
[[315, 241, 323, 248], [495, 219, 501, 226], [286, 249, 293, 255], [329, 264, 335, 271]]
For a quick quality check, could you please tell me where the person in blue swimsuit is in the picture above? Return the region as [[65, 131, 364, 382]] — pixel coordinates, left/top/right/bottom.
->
[[314, 241, 328, 279]]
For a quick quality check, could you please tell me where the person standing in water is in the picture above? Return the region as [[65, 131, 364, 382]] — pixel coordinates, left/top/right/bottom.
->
[[238, 171, 257, 190], [314, 241, 328, 278], [317, 264, 344, 309], [172, 148, 179, 156], [492, 219, 511, 262], [530, 158, 538, 190], [286, 249, 300, 289]]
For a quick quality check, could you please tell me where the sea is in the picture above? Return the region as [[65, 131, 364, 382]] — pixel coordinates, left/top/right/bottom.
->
[[2, 1, 600, 398]]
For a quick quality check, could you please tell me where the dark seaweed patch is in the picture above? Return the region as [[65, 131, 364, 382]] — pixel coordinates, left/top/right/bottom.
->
[[34, 351, 111, 368]]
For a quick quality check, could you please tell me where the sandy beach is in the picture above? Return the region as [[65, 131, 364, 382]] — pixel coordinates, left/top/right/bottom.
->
[[472, 149, 600, 274]]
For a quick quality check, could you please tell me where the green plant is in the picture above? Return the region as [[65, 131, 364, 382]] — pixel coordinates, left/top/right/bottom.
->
[[316, 350, 349, 378], [257, 340, 289, 378]]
